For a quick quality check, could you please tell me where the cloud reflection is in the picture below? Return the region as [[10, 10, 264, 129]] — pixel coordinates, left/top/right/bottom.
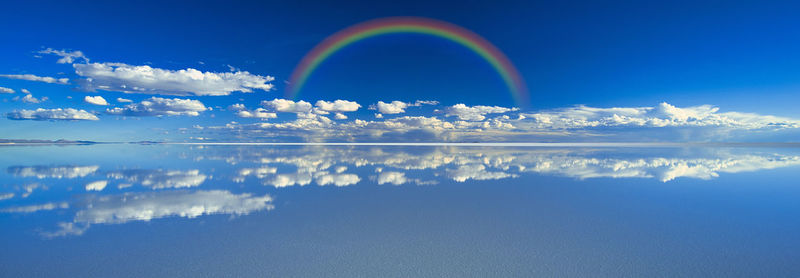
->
[[43, 190, 273, 237], [8, 165, 99, 179], [194, 146, 800, 184], [107, 169, 207, 189], [3, 145, 800, 238]]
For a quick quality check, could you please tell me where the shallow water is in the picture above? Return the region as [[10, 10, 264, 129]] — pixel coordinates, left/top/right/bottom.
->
[[1, 144, 800, 277]]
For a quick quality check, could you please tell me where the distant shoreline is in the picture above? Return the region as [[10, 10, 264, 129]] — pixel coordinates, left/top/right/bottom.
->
[[2, 140, 800, 148]]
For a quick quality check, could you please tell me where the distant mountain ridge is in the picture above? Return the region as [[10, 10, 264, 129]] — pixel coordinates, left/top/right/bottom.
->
[[0, 139, 97, 144]]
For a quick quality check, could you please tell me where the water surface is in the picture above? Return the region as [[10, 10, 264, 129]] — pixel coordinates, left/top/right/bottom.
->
[[1, 145, 799, 277]]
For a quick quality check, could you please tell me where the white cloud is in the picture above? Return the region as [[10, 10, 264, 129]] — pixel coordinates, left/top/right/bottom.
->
[[84, 95, 108, 106], [261, 98, 312, 113], [0, 74, 68, 84], [523, 102, 800, 130], [372, 101, 408, 114], [0, 87, 14, 94], [16, 93, 47, 104], [368, 100, 438, 115], [73, 62, 274, 96], [256, 114, 334, 130], [230, 104, 277, 119], [237, 108, 277, 119], [106, 97, 207, 117], [116, 97, 133, 103], [445, 103, 519, 121], [229, 103, 247, 111], [38, 48, 89, 64], [85, 180, 108, 191], [365, 116, 456, 131], [204, 101, 800, 142], [21, 89, 30, 94], [7, 108, 99, 121], [411, 100, 439, 106], [334, 113, 347, 120], [315, 100, 361, 112]]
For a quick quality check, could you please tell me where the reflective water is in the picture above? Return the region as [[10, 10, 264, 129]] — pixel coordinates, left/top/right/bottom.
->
[[1, 145, 800, 276]]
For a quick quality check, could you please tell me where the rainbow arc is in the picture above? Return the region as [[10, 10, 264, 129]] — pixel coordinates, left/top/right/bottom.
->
[[287, 17, 529, 107]]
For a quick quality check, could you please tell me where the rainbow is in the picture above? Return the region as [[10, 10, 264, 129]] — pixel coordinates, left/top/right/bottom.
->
[[286, 17, 529, 107]]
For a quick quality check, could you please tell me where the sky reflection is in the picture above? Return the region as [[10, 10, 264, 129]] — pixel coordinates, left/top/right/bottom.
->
[[2, 145, 799, 238], [2, 145, 800, 276]]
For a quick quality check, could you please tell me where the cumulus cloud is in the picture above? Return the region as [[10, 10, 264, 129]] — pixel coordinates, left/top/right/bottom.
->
[[411, 100, 439, 106], [377, 116, 456, 130], [38, 48, 89, 64], [201, 101, 800, 142], [15, 93, 47, 104], [73, 62, 274, 96], [445, 104, 519, 121], [237, 109, 277, 119], [261, 98, 312, 113], [523, 102, 800, 130], [367, 100, 439, 115], [229, 103, 246, 111], [255, 114, 334, 130], [0, 74, 68, 84], [230, 104, 277, 119], [372, 101, 408, 114], [0, 87, 14, 94], [315, 100, 361, 112], [84, 95, 108, 106], [6, 108, 99, 121], [116, 97, 133, 103], [106, 97, 207, 117]]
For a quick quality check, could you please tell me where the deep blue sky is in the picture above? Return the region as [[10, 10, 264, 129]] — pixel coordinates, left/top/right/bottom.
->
[[1, 0, 800, 141]]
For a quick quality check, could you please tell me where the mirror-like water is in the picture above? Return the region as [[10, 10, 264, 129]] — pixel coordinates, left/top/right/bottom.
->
[[2, 145, 799, 276]]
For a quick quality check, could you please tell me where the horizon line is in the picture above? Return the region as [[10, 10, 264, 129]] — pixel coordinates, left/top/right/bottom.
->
[[3, 141, 800, 147], [167, 142, 800, 147]]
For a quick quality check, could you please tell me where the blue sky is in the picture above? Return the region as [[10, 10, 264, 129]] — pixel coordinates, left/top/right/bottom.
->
[[1, 0, 800, 142]]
